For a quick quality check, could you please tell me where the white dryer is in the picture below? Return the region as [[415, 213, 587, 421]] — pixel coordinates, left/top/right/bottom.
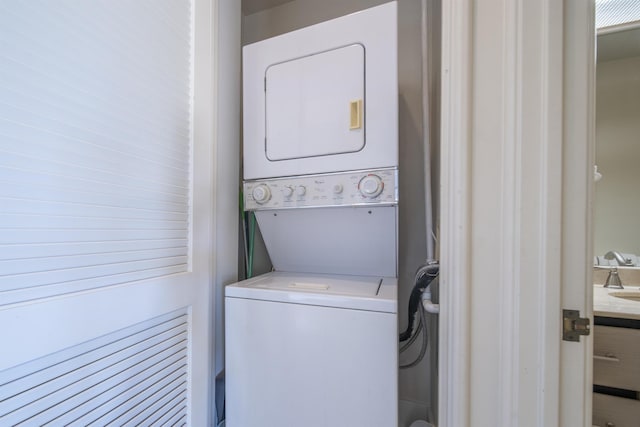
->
[[243, 1, 397, 180]]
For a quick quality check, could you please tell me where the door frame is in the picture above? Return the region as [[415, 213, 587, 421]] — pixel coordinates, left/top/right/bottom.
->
[[439, 1, 595, 425]]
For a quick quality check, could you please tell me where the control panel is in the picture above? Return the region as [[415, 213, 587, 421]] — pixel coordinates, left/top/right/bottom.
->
[[243, 168, 398, 211]]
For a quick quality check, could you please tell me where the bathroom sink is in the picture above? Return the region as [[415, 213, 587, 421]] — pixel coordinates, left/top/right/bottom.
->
[[609, 291, 640, 302]]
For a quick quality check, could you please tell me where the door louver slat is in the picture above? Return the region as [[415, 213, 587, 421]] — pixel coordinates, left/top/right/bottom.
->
[[0, 309, 189, 426]]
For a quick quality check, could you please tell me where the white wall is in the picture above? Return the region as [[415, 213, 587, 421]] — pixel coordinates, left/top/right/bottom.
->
[[241, 0, 441, 416], [214, 0, 241, 384], [243, 0, 387, 44], [594, 55, 640, 256]]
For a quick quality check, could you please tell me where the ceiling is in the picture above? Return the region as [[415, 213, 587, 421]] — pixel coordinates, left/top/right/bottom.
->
[[242, 0, 294, 15]]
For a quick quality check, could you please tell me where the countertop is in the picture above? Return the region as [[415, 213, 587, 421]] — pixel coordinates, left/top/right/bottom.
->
[[593, 267, 640, 320], [594, 284, 640, 320]]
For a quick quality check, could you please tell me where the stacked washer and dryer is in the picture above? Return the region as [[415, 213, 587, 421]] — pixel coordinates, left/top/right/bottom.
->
[[225, 3, 399, 426]]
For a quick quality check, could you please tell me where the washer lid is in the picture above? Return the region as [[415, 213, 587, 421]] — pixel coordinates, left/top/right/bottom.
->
[[225, 271, 397, 313]]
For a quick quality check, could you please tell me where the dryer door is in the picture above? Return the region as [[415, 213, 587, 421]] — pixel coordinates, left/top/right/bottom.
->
[[265, 44, 365, 161]]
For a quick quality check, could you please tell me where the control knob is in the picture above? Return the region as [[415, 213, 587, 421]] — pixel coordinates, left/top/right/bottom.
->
[[251, 184, 271, 204], [296, 185, 307, 197], [282, 186, 294, 198], [358, 174, 384, 198]]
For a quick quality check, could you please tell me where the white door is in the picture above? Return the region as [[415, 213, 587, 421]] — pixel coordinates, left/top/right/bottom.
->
[[0, 1, 218, 425], [439, 0, 594, 426]]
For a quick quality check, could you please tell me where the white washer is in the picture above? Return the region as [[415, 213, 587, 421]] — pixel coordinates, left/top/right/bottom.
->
[[225, 272, 398, 427], [226, 169, 398, 427]]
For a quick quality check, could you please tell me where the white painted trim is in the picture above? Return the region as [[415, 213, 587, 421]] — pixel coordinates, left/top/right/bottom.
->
[[512, 1, 565, 425], [498, 1, 519, 424], [538, 2, 565, 425], [440, 0, 581, 425], [192, 0, 217, 424], [560, 1, 596, 426], [439, 0, 472, 425]]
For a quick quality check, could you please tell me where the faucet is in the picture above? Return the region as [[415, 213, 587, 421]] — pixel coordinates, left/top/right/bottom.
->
[[604, 266, 624, 289], [604, 251, 634, 266]]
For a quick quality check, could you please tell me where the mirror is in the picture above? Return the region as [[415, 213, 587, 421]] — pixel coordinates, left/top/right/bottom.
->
[[594, 25, 640, 267]]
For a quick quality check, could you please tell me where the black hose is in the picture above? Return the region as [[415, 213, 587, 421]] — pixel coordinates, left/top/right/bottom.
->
[[399, 262, 439, 342], [400, 295, 429, 369], [400, 308, 422, 352]]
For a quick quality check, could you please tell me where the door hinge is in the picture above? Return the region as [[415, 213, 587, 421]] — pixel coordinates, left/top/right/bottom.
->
[[563, 309, 591, 342]]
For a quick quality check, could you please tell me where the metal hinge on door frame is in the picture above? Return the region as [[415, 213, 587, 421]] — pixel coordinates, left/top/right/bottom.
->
[[562, 309, 591, 342]]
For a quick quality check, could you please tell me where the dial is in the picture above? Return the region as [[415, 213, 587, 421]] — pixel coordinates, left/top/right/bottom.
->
[[358, 174, 384, 198], [333, 184, 344, 194], [282, 186, 294, 198], [296, 185, 307, 196], [251, 184, 271, 204]]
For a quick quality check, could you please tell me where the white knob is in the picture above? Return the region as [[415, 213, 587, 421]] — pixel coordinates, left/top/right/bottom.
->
[[358, 175, 384, 198], [283, 186, 294, 198], [252, 184, 271, 204], [296, 186, 307, 196], [333, 184, 344, 194]]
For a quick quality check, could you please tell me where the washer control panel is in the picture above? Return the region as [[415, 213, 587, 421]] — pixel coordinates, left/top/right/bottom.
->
[[243, 168, 398, 211]]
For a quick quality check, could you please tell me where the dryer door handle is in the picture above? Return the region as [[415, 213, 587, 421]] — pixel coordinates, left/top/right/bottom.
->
[[350, 99, 363, 130]]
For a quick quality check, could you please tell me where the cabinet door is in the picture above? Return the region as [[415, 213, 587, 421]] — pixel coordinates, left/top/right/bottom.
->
[[593, 393, 640, 427], [593, 325, 640, 391], [265, 44, 365, 161]]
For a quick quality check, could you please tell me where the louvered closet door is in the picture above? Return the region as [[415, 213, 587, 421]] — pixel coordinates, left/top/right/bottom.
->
[[0, 1, 215, 426]]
